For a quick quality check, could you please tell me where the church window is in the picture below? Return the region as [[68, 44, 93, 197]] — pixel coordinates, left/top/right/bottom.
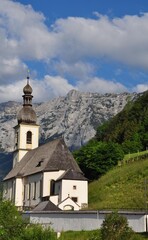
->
[[36, 160, 44, 167], [28, 183, 31, 200], [39, 180, 43, 198], [23, 185, 26, 200], [26, 131, 32, 144], [15, 132, 18, 146], [33, 182, 36, 200], [50, 180, 55, 196]]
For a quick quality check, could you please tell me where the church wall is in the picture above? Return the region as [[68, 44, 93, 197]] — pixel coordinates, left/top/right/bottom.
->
[[3, 180, 13, 201], [61, 179, 88, 208], [23, 173, 42, 208], [43, 171, 65, 197], [15, 178, 23, 207]]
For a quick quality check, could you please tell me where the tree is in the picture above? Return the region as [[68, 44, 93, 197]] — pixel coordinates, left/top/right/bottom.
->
[[73, 140, 124, 180], [0, 199, 56, 240], [0, 200, 26, 240], [100, 212, 135, 240]]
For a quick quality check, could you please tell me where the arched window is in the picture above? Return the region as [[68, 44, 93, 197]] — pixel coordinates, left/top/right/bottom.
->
[[26, 131, 32, 144]]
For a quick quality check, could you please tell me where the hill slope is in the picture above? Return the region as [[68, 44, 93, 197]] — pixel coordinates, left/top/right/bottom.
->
[[88, 157, 148, 210], [96, 90, 148, 152]]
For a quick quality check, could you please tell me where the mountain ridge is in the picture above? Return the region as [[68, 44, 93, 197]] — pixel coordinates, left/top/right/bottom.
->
[[0, 89, 137, 152]]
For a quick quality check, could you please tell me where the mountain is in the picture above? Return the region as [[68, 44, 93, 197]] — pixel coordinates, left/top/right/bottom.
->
[[0, 90, 136, 153]]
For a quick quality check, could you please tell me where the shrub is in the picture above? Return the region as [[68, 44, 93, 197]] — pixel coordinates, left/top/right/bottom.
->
[[100, 212, 134, 240], [21, 224, 56, 240]]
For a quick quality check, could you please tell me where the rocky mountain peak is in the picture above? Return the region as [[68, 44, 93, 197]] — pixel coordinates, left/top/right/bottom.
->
[[0, 90, 137, 152]]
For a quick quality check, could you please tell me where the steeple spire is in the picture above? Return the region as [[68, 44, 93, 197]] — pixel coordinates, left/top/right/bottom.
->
[[17, 75, 37, 124], [27, 69, 30, 85]]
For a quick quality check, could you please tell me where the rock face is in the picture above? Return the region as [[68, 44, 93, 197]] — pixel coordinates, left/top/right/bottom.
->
[[0, 90, 136, 152]]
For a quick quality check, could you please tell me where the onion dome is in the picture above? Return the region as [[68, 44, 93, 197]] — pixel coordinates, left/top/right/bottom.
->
[[17, 76, 37, 124], [17, 106, 37, 124], [23, 82, 32, 95]]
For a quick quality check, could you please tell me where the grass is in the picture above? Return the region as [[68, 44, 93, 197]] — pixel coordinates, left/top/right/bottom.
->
[[58, 230, 101, 240], [123, 150, 148, 164], [58, 230, 148, 240], [88, 157, 148, 210]]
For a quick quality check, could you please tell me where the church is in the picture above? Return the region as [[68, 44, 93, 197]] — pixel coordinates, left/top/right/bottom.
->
[[3, 76, 88, 211]]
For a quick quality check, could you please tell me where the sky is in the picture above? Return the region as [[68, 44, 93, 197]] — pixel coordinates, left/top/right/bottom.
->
[[0, 0, 148, 103]]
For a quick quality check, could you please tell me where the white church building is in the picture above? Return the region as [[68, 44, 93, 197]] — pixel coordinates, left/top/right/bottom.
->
[[3, 77, 88, 211]]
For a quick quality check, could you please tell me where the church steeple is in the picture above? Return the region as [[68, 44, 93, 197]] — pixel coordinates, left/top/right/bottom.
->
[[13, 76, 40, 167], [17, 76, 37, 124], [23, 76, 33, 106]]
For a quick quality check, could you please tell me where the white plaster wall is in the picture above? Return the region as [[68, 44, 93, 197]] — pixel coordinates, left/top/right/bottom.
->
[[15, 178, 23, 207], [24, 173, 42, 208], [13, 124, 39, 165], [50, 195, 59, 205], [61, 180, 88, 208], [58, 198, 80, 210], [43, 171, 65, 197], [14, 150, 28, 166], [19, 124, 39, 150]]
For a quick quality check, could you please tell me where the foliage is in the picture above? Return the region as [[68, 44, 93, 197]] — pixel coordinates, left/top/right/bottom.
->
[[96, 91, 148, 153], [0, 199, 55, 240], [100, 212, 135, 240], [73, 140, 124, 180], [74, 91, 148, 180], [58, 230, 146, 240], [0, 200, 26, 240], [20, 224, 56, 240], [59, 230, 101, 240]]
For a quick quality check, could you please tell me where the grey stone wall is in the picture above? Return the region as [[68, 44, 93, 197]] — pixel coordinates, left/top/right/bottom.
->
[[23, 210, 146, 233]]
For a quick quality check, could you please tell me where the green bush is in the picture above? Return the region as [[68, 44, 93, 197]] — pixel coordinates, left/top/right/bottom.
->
[[100, 212, 134, 240], [0, 200, 26, 240], [21, 224, 56, 240]]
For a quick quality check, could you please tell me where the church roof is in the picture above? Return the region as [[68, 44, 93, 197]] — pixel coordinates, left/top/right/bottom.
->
[[33, 200, 61, 211], [17, 106, 37, 124], [4, 138, 82, 180], [56, 169, 87, 181]]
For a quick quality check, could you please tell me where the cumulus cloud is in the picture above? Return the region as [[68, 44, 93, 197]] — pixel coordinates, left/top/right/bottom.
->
[[0, 75, 75, 103], [78, 77, 127, 93], [0, 0, 148, 102], [53, 61, 95, 80], [51, 14, 148, 69], [133, 83, 148, 93]]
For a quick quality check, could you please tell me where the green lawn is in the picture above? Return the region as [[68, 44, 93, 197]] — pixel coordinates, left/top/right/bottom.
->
[[88, 158, 148, 210], [58, 230, 148, 240]]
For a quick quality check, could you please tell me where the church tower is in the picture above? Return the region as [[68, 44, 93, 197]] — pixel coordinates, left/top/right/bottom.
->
[[13, 76, 39, 167]]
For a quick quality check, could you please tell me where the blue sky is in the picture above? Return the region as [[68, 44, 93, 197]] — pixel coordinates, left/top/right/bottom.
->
[[0, 0, 148, 102]]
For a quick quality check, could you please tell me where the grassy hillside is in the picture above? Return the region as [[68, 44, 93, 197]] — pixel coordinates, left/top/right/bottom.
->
[[88, 157, 148, 210]]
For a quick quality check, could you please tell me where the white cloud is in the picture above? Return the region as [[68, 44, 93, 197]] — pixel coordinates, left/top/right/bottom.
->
[[52, 14, 148, 69], [77, 77, 127, 93], [54, 61, 94, 80], [0, 75, 76, 103], [133, 83, 148, 93], [0, 0, 148, 102]]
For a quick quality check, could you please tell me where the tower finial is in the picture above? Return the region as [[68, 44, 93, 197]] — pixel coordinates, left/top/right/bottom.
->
[[27, 69, 30, 84]]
